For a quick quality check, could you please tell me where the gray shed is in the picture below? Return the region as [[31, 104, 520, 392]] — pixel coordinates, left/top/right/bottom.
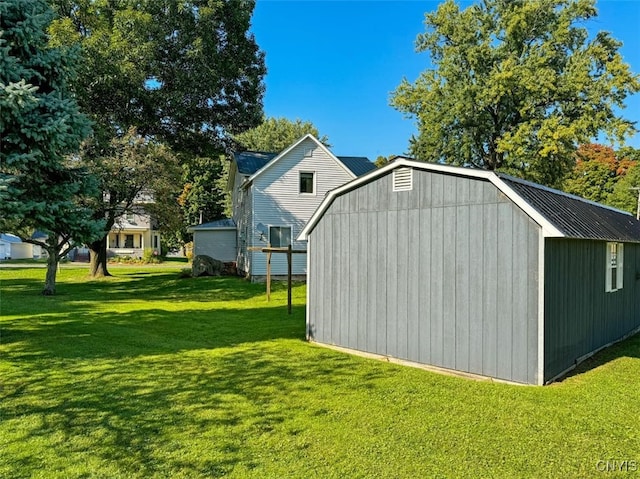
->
[[188, 219, 237, 262], [298, 159, 640, 385]]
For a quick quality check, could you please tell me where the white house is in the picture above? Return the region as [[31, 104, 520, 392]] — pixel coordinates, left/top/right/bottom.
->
[[192, 134, 375, 280], [106, 209, 161, 258]]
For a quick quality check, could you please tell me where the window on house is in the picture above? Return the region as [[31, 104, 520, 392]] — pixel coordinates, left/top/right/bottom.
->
[[300, 172, 315, 194], [126, 212, 135, 223], [393, 167, 413, 191], [605, 242, 624, 292], [125, 234, 134, 248], [269, 226, 291, 248]]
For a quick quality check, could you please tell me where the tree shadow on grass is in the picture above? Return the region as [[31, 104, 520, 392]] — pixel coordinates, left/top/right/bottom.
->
[[0, 303, 390, 477], [0, 272, 286, 318], [1, 303, 306, 359]]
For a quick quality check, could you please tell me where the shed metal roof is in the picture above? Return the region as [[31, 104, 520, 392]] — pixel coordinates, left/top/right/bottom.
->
[[188, 218, 236, 231], [299, 159, 640, 243], [498, 174, 640, 243]]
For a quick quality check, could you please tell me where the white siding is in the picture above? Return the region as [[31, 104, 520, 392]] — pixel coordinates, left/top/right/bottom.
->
[[236, 184, 253, 275], [230, 165, 248, 221], [249, 137, 355, 276]]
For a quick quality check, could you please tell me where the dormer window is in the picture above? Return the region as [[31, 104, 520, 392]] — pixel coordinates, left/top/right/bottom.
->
[[300, 172, 315, 194]]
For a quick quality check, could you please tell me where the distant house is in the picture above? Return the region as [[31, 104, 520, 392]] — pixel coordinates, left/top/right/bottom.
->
[[191, 134, 375, 280], [107, 208, 161, 258], [0, 234, 24, 260], [0, 233, 44, 259], [299, 159, 640, 385]]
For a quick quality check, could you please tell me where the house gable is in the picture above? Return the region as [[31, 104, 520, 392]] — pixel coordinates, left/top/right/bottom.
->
[[245, 134, 357, 187], [244, 136, 361, 277], [224, 135, 374, 278]]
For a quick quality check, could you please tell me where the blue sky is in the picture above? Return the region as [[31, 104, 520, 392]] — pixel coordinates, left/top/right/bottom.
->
[[250, 0, 640, 161]]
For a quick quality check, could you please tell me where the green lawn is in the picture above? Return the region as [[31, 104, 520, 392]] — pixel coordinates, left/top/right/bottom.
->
[[1, 266, 638, 478]]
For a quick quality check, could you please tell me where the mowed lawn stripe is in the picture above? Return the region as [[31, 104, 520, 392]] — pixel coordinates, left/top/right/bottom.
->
[[1, 266, 638, 478]]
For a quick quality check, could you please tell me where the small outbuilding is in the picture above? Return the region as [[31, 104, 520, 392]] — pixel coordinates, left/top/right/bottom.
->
[[298, 159, 640, 385], [188, 219, 238, 263], [0, 233, 35, 259]]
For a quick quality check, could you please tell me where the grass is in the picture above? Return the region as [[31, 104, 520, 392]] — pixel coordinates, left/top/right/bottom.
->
[[1, 266, 639, 478]]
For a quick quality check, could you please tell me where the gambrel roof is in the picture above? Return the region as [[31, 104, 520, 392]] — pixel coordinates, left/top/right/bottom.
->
[[299, 159, 640, 243]]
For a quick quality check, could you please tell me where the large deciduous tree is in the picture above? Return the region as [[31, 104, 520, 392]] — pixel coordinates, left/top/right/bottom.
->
[[562, 144, 631, 204], [562, 143, 638, 209], [81, 129, 181, 276], [49, 0, 266, 274], [609, 147, 640, 216], [391, 0, 640, 187], [234, 117, 330, 152], [0, 0, 103, 294]]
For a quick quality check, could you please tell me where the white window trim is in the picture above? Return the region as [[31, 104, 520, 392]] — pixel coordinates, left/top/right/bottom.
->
[[268, 225, 292, 248], [605, 242, 624, 293], [299, 171, 316, 195]]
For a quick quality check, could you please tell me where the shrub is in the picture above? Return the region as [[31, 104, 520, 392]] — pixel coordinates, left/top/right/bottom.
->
[[142, 248, 163, 264]]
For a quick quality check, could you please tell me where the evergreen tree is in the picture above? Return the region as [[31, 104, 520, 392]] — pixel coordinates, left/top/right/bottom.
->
[[0, 0, 103, 295]]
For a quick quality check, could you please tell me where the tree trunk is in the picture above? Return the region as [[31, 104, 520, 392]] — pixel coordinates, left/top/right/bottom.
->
[[89, 235, 111, 277], [42, 250, 59, 296]]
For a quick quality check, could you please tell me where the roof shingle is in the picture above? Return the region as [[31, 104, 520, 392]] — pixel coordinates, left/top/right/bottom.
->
[[233, 151, 374, 177]]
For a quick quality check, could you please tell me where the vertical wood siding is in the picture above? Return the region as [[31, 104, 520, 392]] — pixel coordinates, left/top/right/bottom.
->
[[248, 138, 355, 276], [543, 239, 640, 381], [308, 169, 540, 384]]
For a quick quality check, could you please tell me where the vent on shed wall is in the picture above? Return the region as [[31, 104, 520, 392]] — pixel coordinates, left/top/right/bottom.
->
[[393, 167, 413, 191]]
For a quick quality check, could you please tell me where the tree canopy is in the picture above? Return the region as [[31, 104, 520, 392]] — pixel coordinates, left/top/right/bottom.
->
[[234, 117, 329, 152], [391, 0, 640, 187], [0, 0, 103, 294], [561, 143, 639, 214], [609, 147, 640, 216], [48, 0, 267, 271], [49, 0, 266, 156]]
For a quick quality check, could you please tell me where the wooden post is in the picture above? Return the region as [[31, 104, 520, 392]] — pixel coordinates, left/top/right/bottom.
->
[[247, 245, 306, 312], [287, 244, 292, 315], [266, 244, 271, 302]]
